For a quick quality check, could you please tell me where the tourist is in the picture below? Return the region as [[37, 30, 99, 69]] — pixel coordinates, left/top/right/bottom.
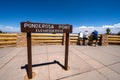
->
[[83, 30, 89, 45], [78, 31, 83, 45], [92, 30, 98, 46]]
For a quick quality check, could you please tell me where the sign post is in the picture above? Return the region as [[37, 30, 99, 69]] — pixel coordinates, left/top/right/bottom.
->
[[65, 32, 69, 70], [27, 33, 32, 79], [21, 21, 72, 79]]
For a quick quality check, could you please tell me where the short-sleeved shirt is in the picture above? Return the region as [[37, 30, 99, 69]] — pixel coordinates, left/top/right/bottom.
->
[[83, 32, 89, 39], [78, 32, 83, 38]]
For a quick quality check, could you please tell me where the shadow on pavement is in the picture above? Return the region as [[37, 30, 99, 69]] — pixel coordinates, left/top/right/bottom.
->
[[21, 60, 65, 76]]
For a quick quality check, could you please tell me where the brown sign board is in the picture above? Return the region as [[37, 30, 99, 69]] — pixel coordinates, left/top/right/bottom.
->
[[21, 22, 72, 33], [21, 21, 71, 79]]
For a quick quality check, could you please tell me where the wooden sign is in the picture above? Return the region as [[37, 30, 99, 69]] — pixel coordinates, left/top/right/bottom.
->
[[21, 21, 72, 79], [21, 22, 72, 33]]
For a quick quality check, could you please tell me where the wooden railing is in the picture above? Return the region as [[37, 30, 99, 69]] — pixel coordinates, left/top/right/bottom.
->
[[108, 35, 120, 44], [32, 34, 79, 45], [32, 34, 63, 45], [0, 33, 120, 47], [0, 33, 17, 47], [70, 34, 78, 43]]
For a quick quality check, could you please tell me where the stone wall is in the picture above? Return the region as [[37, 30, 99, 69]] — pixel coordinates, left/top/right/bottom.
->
[[17, 33, 27, 47], [100, 34, 108, 46]]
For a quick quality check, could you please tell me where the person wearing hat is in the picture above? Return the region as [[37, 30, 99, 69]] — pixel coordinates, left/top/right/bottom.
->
[[83, 30, 89, 45]]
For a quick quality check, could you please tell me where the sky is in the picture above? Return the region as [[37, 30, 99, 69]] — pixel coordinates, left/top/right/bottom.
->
[[0, 0, 120, 33]]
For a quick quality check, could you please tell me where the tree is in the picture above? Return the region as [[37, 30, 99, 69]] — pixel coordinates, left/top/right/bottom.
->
[[0, 30, 2, 33], [118, 31, 120, 35], [106, 28, 111, 34]]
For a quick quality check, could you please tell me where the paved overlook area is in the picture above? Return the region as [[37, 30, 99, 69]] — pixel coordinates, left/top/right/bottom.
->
[[0, 45, 120, 80]]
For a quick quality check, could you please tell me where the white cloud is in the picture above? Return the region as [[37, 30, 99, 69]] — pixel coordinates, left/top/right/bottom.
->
[[102, 25, 113, 28], [5, 26, 14, 29], [113, 23, 120, 28], [0, 25, 20, 33], [73, 23, 120, 34]]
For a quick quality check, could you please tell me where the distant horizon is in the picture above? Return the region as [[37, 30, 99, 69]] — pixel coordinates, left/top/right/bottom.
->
[[0, 22, 120, 34]]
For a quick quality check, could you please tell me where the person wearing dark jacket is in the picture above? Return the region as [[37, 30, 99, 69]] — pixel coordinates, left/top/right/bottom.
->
[[92, 30, 98, 46]]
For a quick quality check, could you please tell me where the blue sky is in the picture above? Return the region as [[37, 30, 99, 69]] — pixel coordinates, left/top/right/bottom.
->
[[0, 0, 120, 33]]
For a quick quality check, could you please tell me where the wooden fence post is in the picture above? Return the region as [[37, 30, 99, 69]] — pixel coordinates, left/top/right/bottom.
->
[[62, 33, 65, 45]]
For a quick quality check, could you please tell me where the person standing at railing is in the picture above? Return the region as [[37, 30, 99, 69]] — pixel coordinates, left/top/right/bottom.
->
[[92, 30, 98, 46], [83, 30, 89, 45], [78, 31, 83, 45]]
